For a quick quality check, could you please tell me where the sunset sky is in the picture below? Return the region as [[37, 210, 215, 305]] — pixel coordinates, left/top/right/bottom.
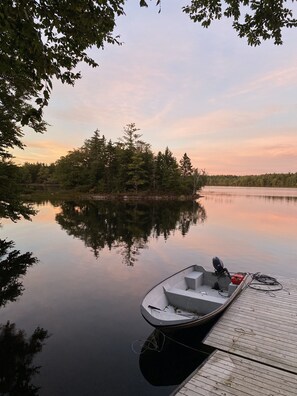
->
[[12, 0, 297, 175]]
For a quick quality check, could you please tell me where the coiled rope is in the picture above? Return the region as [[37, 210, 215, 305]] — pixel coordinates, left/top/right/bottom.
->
[[248, 272, 283, 291]]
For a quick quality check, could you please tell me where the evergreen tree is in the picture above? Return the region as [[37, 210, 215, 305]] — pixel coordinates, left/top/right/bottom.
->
[[104, 140, 119, 193], [153, 148, 181, 193], [54, 149, 89, 189], [118, 123, 145, 151], [179, 153, 193, 177], [126, 151, 147, 192], [52, 126, 205, 194], [83, 130, 107, 191], [0, 161, 35, 221]]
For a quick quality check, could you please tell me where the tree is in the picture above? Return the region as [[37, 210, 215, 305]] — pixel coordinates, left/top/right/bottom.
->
[[126, 151, 147, 192], [0, 161, 36, 222], [54, 149, 90, 189], [153, 148, 181, 193], [141, 0, 297, 46], [180, 153, 193, 177], [118, 123, 147, 151], [193, 168, 207, 193], [83, 130, 108, 190], [0, 1, 125, 156], [51, 126, 204, 194]]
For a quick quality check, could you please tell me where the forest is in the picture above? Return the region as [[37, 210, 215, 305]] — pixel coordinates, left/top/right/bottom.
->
[[15, 124, 206, 196], [207, 173, 297, 188]]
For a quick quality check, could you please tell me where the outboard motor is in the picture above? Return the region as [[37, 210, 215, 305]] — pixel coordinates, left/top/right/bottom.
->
[[212, 257, 231, 278]]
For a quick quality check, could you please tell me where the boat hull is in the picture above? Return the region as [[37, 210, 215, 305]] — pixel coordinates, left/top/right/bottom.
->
[[140, 265, 249, 332]]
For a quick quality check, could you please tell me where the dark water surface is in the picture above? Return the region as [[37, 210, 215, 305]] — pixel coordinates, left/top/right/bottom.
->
[[1, 187, 297, 395]]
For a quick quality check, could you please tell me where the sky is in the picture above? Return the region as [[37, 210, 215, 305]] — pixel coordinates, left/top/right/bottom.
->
[[12, 0, 297, 175]]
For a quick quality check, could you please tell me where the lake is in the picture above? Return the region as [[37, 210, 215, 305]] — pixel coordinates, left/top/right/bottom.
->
[[1, 187, 297, 395]]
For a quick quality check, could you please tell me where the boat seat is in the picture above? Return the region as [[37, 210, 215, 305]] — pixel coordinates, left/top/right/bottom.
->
[[185, 271, 203, 290], [165, 287, 225, 315]]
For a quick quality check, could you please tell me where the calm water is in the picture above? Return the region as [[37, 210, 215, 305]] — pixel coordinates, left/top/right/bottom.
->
[[1, 187, 297, 395]]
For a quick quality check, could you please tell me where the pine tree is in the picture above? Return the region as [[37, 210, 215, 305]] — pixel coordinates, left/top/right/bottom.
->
[[179, 153, 193, 177]]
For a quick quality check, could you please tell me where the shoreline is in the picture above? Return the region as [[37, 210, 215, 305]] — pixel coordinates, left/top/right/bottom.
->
[[21, 189, 202, 202], [90, 193, 201, 201]]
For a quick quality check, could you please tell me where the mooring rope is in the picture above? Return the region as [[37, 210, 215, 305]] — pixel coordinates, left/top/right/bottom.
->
[[248, 272, 283, 292]]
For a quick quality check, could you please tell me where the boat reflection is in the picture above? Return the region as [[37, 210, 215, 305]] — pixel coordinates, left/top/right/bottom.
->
[[139, 327, 214, 386]]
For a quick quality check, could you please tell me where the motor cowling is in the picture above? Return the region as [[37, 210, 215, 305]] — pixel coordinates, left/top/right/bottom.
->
[[212, 256, 225, 274], [213, 256, 231, 279]]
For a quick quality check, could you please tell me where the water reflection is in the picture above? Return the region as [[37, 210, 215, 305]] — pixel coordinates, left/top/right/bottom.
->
[[139, 328, 214, 386], [0, 239, 49, 395], [0, 322, 49, 396], [0, 239, 37, 307], [55, 200, 206, 265], [203, 187, 297, 205]]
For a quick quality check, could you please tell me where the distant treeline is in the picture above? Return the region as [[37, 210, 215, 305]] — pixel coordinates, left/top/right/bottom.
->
[[16, 124, 207, 195], [207, 173, 297, 188]]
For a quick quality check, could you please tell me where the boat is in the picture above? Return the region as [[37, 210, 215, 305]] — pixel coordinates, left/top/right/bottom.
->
[[140, 257, 249, 331]]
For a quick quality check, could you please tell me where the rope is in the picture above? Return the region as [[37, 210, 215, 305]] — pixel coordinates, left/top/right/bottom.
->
[[232, 327, 255, 345], [131, 330, 211, 356], [159, 330, 211, 355], [131, 331, 166, 355], [248, 272, 283, 292]]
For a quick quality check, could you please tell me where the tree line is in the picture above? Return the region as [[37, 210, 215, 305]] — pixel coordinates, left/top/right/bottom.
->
[[207, 173, 297, 188], [17, 124, 207, 196]]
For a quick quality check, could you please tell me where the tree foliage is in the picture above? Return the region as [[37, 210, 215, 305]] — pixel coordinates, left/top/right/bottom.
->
[[52, 125, 206, 195], [207, 173, 297, 187], [0, 161, 36, 222], [0, 0, 125, 156], [141, 0, 297, 46]]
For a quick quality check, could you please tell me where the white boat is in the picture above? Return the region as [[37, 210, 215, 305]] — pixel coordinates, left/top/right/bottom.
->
[[141, 258, 249, 332]]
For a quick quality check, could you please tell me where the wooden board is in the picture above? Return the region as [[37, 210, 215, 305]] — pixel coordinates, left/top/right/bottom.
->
[[203, 277, 297, 373], [172, 350, 297, 396]]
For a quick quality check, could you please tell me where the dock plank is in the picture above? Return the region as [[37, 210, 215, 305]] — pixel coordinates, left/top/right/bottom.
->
[[203, 277, 297, 373], [173, 350, 297, 396]]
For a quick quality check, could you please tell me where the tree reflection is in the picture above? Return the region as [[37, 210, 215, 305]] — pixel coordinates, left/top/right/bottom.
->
[[0, 321, 48, 396], [0, 239, 49, 395], [55, 200, 206, 265], [0, 239, 37, 307]]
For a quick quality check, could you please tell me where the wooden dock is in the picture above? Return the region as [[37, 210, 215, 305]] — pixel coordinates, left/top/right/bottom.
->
[[173, 350, 297, 396], [172, 276, 297, 395]]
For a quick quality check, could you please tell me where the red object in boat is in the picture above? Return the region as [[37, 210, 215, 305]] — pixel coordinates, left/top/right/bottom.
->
[[231, 273, 245, 285]]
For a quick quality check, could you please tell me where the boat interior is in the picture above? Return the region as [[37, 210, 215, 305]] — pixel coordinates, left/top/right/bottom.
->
[[163, 268, 236, 316]]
